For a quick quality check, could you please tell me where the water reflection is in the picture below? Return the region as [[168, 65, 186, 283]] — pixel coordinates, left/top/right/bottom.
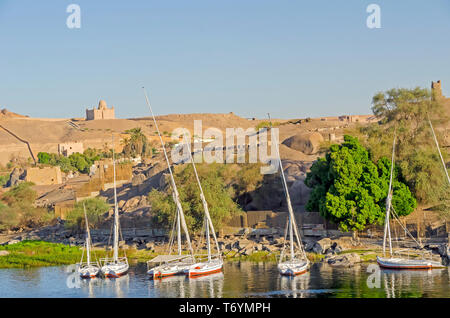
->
[[380, 268, 448, 298], [0, 262, 448, 298], [279, 273, 310, 298]]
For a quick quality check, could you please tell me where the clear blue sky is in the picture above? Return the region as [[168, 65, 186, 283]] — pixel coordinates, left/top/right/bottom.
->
[[0, 0, 449, 119]]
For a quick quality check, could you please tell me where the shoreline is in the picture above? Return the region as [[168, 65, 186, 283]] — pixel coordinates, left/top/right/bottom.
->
[[0, 239, 403, 269]]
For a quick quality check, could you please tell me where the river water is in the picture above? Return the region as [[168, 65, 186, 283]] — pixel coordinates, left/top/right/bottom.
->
[[0, 262, 448, 298]]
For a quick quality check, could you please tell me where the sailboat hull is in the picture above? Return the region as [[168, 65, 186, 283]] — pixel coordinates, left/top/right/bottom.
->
[[148, 263, 192, 279], [376, 256, 438, 270], [278, 260, 309, 276], [78, 265, 100, 278], [186, 259, 223, 277], [101, 261, 129, 278]]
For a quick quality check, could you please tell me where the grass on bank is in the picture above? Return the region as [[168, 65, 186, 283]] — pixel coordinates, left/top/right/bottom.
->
[[0, 241, 386, 269], [0, 240, 159, 269]]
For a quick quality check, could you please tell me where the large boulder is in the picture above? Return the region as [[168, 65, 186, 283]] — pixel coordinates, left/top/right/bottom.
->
[[132, 173, 146, 186], [282, 132, 324, 155], [325, 253, 361, 267], [6, 167, 24, 187], [312, 238, 332, 254], [290, 180, 312, 205]]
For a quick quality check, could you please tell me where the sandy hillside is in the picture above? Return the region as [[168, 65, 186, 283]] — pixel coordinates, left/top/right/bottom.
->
[[0, 112, 366, 166]]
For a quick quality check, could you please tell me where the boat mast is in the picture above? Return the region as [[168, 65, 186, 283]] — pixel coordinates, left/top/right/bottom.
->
[[206, 214, 211, 262], [183, 136, 221, 260], [112, 135, 119, 263], [267, 113, 306, 261], [177, 206, 182, 256], [83, 203, 91, 266], [428, 115, 450, 185], [142, 88, 195, 259], [383, 133, 395, 257]]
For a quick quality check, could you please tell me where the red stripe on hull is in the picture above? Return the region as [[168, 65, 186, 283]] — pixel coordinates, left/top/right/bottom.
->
[[150, 272, 177, 279], [280, 269, 309, 276], [105, 272, 127, 278], [188, 267, 222, 278]]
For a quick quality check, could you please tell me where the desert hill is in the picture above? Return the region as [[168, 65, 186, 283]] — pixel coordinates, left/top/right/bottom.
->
[[0, 111, 386, 166]]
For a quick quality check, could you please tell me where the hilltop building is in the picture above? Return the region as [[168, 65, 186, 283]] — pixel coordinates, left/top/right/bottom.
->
[[86, 100, 115, 120], [432, 80, 450, 109], [58, 142, 84, 157]]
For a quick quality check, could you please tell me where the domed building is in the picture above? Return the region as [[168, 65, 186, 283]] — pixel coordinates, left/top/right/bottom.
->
[[86, 99, 115, 120]]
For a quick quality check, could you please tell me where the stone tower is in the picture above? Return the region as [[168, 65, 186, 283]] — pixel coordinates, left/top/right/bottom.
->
[[431, 80, 443, 99]]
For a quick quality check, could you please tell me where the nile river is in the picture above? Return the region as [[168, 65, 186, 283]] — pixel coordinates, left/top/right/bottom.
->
[[0, 262, 448, 298]]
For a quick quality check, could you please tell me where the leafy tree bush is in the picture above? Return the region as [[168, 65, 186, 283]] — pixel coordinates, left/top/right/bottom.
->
[[65, 198, 110, 232], [122, 127, 149, 158], [0, 182, 54, 231], [37, 152, 51, 164], [305, 135, 416, 232], [148, 163, 242, 232], [356, 86, 449, 206]]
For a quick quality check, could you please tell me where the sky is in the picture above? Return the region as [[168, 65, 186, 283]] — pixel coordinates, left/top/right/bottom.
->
[[0, 0, 449, 119]]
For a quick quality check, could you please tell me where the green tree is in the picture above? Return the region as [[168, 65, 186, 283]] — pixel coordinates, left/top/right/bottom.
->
[[37, 152, 51, 164], [68, 153, 89, 174], [65, 198, 110, 232], [122, 127, 149, 158], [148, 163, 242, 232], [361, 87, 449, 206], [305, 135, 416, 232]]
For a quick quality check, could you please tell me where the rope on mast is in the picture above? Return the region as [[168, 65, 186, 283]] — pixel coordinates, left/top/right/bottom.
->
[[142, 87, 195, 261], [383, 131, 396, 257], [182, 135, 222, 259], [267, 113, 307, 261], [427, 114, 450, 185]]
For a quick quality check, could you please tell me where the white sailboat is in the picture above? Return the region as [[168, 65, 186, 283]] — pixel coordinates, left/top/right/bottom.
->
[[183, 135, 223, 278], [143, 88, 196, 279], [100, 136, 129, 278], [78, 203, 100, 278], [377, 133, 444, 269], [269, 114, 309, 276]]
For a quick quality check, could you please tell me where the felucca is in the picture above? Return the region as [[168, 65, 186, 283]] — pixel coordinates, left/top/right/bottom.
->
[[100, 136, 129, 277], [183, 135, 223, 278], [142, 88, 196, 279], [78, 203, 100, 278], [268, 114, 309, 276], [376, 133, 444, 269]]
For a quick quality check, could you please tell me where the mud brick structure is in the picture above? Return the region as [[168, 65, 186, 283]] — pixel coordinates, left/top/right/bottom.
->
[[86, 100, 115, 120], [25, 166, 62, 185]]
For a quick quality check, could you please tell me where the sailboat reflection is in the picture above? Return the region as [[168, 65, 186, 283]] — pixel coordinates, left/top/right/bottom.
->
[[380, 268, 445, 298], [100, 274, 130, 297], [279, 272, 310, 298], [188, 272, 224, 298]]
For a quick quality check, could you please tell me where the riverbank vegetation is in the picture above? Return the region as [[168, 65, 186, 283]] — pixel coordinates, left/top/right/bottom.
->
[[305, 135, 416, 232], [64, 198, 111, 232], [0, 183, 54, 232], [148, 162, 267, 232], [352, 87, 449, 212]]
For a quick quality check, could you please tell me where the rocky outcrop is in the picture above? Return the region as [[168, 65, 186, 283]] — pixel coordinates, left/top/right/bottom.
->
[[6, 167, 25, 187], [324, 253, 361, 267], [282, 132, 324, 155], [312, 238, 332, 254]]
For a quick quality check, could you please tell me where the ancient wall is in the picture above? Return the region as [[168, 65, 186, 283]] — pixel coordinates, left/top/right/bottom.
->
[[75, 161, 132, 199], [25, 166, 62, 185], [54, 200, 75, 219], [58, 142, 84, 157]]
